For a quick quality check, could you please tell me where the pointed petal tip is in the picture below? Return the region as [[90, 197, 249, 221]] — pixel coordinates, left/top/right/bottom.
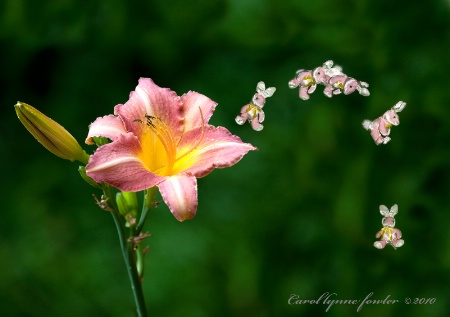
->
[[158, 174, 198, 222]]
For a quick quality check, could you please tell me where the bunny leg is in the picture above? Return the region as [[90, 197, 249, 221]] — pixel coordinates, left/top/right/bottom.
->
[[374, 240, 387, 249], [323, 85, 333, 97], [299, 87, 310, 100], [250, 118, 263, 131], [307, 84, 317, 94], [235, 113, 248, 125], [393, 239, 404, 248], [370, 130, 384, 145]]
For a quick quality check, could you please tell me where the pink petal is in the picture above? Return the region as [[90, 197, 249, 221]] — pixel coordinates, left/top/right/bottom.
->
[[85, 115, 127, 144], [86, 133, 166, 191], [181, 91, 217, 131], [158, 174, 198, 222], [114, 78, 184, 142], [176, 125, 257, 178]]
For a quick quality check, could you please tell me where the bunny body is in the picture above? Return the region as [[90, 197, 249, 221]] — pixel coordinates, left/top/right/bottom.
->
[[374, 204, 404, 249], [323, 76, 370, 97], [235, 81, 276, 131], [288, 66, 327, 100], [362, 101, 406, 145]]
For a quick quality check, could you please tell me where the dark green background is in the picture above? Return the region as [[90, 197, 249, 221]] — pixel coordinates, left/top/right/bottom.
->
[[1, 0, 449, 316]]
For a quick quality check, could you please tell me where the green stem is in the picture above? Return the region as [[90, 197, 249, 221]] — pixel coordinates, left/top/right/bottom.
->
[[136, 187, 157, 234], [104, 185, 148, 317], [77, 150, 90, 165]]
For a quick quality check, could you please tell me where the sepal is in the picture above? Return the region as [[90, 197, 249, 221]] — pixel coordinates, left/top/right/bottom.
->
[[78, 166, 102, 188]]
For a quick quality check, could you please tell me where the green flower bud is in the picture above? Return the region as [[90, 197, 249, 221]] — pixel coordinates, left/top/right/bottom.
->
[[122, 191, 138, 217], [116, 192, 129, 217], [15, 101, 89, 164], [116, 191, 138, 218], [116, 191, 138, 227]]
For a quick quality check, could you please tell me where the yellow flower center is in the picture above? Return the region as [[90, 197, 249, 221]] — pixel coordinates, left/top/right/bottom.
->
[[137, 115, 177, 176], [136, 111, 205, 176]]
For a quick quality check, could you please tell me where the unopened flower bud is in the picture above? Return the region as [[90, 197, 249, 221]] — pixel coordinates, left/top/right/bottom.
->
[[15, 101, 89, 163], [116, 191, 138, 227], [116, 191, 138, 218]]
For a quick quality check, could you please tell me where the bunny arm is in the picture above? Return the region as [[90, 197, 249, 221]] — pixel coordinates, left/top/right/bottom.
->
[[239, 104, 252, 114], [375, 230, 383, 239], [307, 84, 317, 94], [392, 228, 402, 239], [258, 109, 265, 123]]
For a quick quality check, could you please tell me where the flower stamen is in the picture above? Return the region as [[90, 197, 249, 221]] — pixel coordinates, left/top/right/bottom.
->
[[136, 114, 177, 175]]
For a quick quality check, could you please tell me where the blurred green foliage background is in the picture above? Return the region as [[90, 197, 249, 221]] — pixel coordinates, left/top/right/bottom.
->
[[1, 0, 450, 316]]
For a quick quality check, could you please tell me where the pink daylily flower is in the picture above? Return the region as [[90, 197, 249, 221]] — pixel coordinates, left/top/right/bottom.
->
[[85, 78, 256, 221]]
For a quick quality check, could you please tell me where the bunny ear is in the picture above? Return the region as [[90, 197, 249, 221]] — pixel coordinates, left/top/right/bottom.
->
[[323, 60, 334, 68], [379, 205, 389, 216], [296, 69, 306, 74], [263, 87, 276, 97], [256, 81, 266, 93], [359, 81, 369, 88], [358, 87, 370, 96], [392, 101, 406, 113], [390, 204, 398, 216]]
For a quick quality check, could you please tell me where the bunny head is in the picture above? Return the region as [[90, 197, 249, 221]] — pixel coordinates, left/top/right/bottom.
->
[[343, 78, 359, 95], [384, 101, 406, 125], [384, 109, 400, 126], [380, 204, 398, 228], [312, 66, 327, 84], [253, 81, 276, 106]]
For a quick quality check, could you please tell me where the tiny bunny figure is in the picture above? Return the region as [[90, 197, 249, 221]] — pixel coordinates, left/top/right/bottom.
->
[[321, 60, 370, 97], [235, 81, 276, 131], [323, 76, 370, 97], [374, 204, 404, 249], [362, 101, 406, 145], [289, 60, 370, 100], [288, 66, 327, 100]]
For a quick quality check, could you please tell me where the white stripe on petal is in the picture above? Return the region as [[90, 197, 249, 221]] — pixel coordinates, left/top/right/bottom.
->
[[87, 155, 142, 172]]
